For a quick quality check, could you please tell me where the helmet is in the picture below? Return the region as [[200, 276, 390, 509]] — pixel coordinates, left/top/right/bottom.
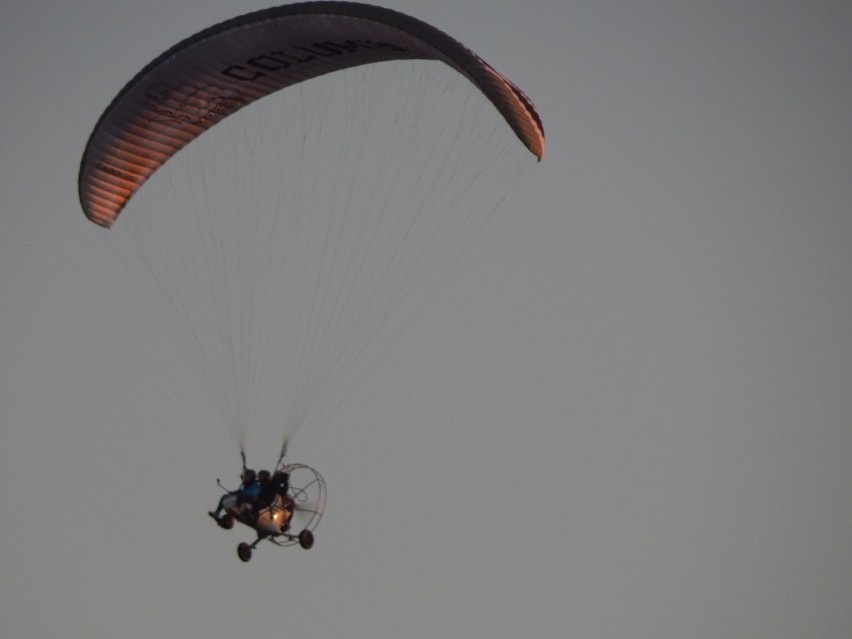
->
[[242, 468, 256, 482], [258, 469, 271, 482]]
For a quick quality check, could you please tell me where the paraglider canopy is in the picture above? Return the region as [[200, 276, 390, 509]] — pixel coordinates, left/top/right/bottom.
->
[[79, 2, 545, 453], [79, 1, 545, 228]]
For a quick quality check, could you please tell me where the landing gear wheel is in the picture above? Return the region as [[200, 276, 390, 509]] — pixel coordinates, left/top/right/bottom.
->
[[220, 513, 235, 530], [237, 542, 253, 562], [298, 529, 314, 549]]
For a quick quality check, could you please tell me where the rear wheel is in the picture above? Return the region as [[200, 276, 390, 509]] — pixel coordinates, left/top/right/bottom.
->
[[220, 513, 235, 529], [237, 542, 252, 562], [298, 529, 314, 550]]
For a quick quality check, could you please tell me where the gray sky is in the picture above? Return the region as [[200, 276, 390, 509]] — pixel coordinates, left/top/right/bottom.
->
[[2, 1, 851, 638]]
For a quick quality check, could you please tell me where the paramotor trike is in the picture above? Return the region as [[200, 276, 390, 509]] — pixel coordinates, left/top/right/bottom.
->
[[212, 463, 326, 562]]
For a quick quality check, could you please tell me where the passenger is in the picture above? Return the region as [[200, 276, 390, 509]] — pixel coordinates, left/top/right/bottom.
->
[[236, 469, 262, 520], [209, 468, 260, 523]]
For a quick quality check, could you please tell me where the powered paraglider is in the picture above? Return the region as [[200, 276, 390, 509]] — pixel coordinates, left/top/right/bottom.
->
[[79, 2, 544, 555]]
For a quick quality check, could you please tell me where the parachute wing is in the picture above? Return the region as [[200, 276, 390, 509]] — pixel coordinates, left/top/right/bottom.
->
[[78, 1, 545, 228]]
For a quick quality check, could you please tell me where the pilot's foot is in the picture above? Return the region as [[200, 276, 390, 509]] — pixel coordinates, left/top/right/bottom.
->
[[208, 511, 221, 523]]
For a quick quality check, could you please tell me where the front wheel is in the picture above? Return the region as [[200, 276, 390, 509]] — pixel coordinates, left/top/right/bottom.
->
[[237, 542, 252, 562], [298, 529, 314, 550]]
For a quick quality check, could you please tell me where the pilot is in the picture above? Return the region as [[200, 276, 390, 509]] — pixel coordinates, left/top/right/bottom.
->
[[247, 470, 271, 512], [256, 469, 290, 511]]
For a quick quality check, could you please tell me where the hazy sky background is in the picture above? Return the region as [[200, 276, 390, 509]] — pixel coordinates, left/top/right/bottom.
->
[[2, 1, 851, 638]]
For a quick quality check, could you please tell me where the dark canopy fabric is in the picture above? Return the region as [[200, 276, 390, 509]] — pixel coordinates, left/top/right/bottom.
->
[[79, 1, 545, 228]]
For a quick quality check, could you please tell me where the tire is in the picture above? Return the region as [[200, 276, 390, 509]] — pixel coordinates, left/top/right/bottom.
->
[[220, 513, 235, 530], [298, 529, 314, 550], [237, 542, 252, 562]]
